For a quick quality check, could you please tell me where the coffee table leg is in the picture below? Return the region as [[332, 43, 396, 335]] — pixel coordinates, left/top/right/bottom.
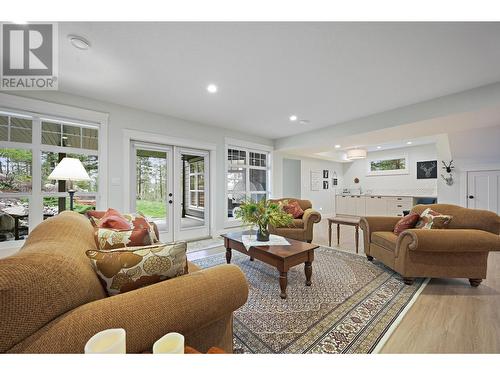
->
[[250, 257, 254, 261], [279, 272, 288, 299], [305, 261, 312, 286], [226, 247, 232, 264], [337, 223, 340, 245], [355, 225, 359, 254]]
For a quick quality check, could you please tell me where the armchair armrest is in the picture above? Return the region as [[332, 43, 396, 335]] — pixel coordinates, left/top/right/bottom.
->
[[10, 264, 248, 353], [302, 208, 321, 227], [398, 229, 500, 253]]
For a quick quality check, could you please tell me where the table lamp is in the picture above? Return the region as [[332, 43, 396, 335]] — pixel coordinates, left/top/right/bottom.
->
[[48, 157, 91, 211]]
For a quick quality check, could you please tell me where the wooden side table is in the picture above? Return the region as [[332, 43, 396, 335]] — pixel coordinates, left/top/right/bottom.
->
[[328, 216, 360, 253]]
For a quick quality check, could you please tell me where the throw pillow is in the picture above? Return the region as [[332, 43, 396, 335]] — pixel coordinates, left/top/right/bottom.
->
[[393, 213, 420, 235], [86, 242, 188, 296], [91, 211, 159, 249], [97, 208, 131, 230], [415, 208, 453, 229], [283, 201, 304, 219]]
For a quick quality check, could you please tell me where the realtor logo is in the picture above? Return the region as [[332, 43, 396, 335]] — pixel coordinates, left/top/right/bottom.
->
[[1, 23, 58, 90]]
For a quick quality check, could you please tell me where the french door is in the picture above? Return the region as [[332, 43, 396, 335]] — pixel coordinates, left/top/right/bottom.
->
[[131, 142, 210, 242]]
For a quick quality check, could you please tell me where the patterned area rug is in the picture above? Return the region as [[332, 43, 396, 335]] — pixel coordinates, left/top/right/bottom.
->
[[193, 246, 426, 353]]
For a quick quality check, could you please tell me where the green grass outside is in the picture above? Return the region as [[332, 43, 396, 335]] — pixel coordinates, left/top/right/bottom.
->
[[136, 200, 166, 219]]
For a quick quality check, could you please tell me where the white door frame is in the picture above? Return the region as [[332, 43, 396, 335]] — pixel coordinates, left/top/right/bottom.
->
[[174, 147, 210, 240], [123, 129, 216, 240]]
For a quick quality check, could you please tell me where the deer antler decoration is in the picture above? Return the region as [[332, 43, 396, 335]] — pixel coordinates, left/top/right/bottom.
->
[[442, 160, 454, 173]]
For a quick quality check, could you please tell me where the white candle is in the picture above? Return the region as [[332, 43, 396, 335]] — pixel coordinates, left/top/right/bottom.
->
[[84, 328, 126, 354], [153, 332, 185, 354]]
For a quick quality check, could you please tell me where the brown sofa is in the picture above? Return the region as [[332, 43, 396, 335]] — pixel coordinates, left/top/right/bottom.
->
[[0, 211, 248, 353], [268, 198, 321, 243], [360, 204, 500, 287]]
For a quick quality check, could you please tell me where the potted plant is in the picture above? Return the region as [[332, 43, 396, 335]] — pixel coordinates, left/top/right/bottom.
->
[[235, 198, 293, 241]]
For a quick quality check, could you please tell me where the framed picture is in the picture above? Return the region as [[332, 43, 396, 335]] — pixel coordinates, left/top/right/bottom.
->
[[367, 154, 409, 176], [332, 178, 338, 186], [323, 170, 329, 179], [323, 180, 329, 190], [417, 160, 437, 179]]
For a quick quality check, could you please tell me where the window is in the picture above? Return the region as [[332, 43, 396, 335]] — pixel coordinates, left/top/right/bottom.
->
[[367, 155, 409, 176], [188, 159, 204, 209], [226, 147, 270, 219], [0, 110, 100, 242]]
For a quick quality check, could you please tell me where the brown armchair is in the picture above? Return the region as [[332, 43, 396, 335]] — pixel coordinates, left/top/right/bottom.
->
[[359, 204, 500, 287], [268, 198, 321, 243]]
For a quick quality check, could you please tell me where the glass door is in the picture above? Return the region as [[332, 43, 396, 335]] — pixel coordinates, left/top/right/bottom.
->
[[174, 147, 210, 241], [131, 142, 173, 242]]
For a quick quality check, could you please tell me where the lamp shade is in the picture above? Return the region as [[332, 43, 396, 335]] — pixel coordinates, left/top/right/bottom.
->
[[346, 148, 367, 160], [48, 157, 91, 181]]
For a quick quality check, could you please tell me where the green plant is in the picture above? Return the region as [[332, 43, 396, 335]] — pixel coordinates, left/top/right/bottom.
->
[[235, 198, 292, 239]]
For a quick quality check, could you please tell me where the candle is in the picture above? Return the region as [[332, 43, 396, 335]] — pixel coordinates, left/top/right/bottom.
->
[[84, 328, 126, 354], [153, 332, 185, 354]]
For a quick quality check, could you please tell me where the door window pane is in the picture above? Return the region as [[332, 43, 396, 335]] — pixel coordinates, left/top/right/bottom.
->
[[0, 116, 8, 141], [136, 149, 167, 222], [43, 195, 96, 216], [9, 117, 32, 143], [0, 148, 32, 193]]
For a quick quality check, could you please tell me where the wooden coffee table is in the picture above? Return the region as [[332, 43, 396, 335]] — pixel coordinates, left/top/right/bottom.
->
[[221, 231, 318, 299]]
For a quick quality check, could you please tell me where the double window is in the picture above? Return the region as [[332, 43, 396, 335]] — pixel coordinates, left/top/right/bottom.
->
[[226, 146, 270, 219], [0, 110, 100, 242]]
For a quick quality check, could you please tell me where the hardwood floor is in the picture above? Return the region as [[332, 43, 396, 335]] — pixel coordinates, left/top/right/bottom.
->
[[187, 217, 500, 353]]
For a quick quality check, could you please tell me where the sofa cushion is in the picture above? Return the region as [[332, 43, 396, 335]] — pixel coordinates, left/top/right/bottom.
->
[[86, 242, 188, 296], [393, 213, 420, 235], [283, 201, 304, 219], [415, 208, 452, 229], [0, 211, 107, 353], [371, 231, 398, 252], [290, 219, 305, 228]]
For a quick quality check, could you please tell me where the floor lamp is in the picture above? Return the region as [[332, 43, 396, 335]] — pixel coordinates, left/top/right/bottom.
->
[[48, 157, 91, 211]]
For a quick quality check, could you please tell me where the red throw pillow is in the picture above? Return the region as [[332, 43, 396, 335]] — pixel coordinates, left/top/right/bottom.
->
[[283, 201, 304, 219], [97, 208, 131, 230], [393, 213, 420, 235]]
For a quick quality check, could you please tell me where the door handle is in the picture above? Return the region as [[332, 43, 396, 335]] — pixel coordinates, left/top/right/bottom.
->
[[168, 200, 173, 204], [168, 193, 173, 197], [468, 195, 474, 199]]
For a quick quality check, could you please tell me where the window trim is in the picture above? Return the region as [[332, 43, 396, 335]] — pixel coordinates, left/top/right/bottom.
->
[[187, 159, 205, 210], [224, 138, 273, 228], [0, 93, 108, 249]]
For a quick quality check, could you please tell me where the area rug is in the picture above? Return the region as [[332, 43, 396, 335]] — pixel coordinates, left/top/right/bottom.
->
[[193, 246, 427, 354]]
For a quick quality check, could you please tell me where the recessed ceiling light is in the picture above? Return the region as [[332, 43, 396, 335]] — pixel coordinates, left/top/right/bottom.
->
[[406, 141, 412, 145], [299, 119, 310, 125], [334, 144, 341, 149], [376, 146, 382, 149], [289, 115, 298, 122], [206, 84, 218, 93], [68, 35, 90, 50]]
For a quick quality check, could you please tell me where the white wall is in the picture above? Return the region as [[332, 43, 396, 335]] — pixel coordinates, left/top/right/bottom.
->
[[273, 153, 344, 216], [342, 144, 438, 196], [8, 92, 273, 233], [282, 159, 301, 198]]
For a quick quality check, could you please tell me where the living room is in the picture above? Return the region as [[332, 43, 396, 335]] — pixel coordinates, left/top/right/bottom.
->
[[1, 1, 500, 373]]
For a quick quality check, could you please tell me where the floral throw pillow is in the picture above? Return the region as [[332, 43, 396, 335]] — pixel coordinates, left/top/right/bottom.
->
[[283, 201, 304, 219], [393, 213, 420, 235], [86, 242, 188, 296], [415, 208, 453, 229], [92, 212, 159, 249]]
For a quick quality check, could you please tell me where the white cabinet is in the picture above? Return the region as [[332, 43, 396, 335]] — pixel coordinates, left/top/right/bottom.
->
[[365, 196, 386, 216], [336, 195, 417, 217]]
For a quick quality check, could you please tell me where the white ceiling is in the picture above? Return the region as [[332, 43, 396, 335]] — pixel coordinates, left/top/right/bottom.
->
[[57, 22, 500, 139]]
